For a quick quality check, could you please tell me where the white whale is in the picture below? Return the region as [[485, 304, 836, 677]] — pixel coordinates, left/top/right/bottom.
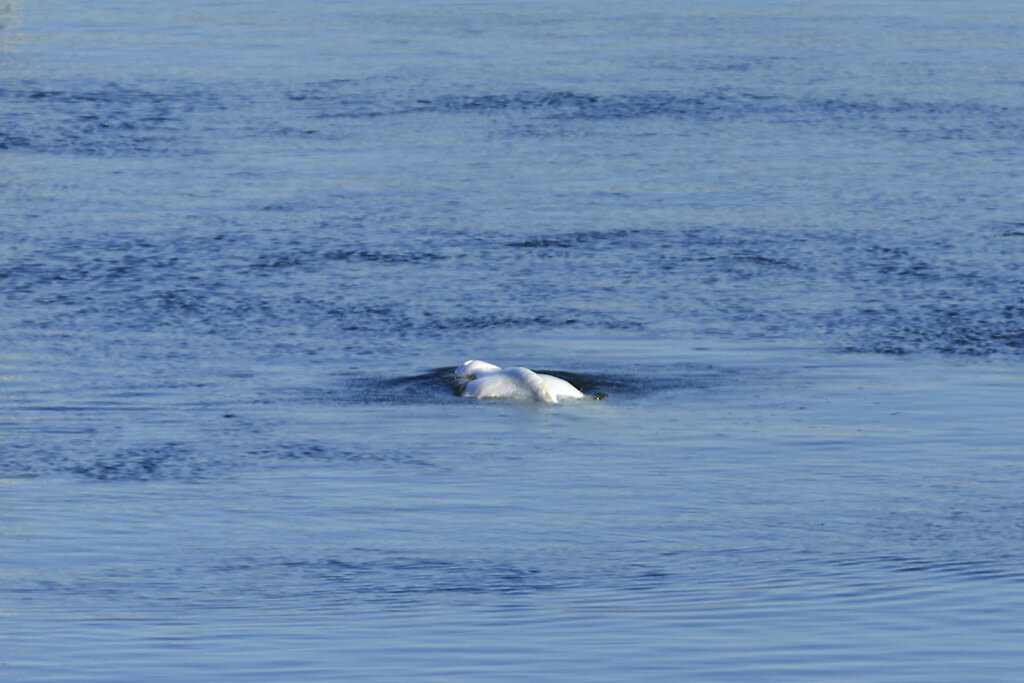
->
[[454, 360, 585, 403]]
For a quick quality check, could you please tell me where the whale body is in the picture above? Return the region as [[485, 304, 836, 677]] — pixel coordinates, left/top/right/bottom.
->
[[454, 360, 585, 403]]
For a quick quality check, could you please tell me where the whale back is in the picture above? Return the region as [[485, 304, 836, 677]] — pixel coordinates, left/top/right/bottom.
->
[[455, 359, 501, 377], [504, 367, 557, 403], [462, 366, 557, 403], [538, 373, 585, 400]]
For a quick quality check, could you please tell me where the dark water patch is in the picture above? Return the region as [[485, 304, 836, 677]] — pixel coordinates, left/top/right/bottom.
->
[[0, 131, 31, 149], [250, 248, 449, 271], [314, 556, 561, 598], [786, 95, 1024, 141], [4, 219, 1020, 356], [284, 83, 715, 121], [338, 367, 464, 404], [837, 297, 1024, 357], [0, 444, 53, 479], [834, 554, 1024, 583], [68, 443, 204, 481], [280, 84, 1024, 142], [250, 250, 317, 270], [997, 221, 1024, 237], [4, 83, 1022, 358], [210, 553, 570, 604], [430, 313, 578, 332], [1, 234, 219, 299], [0, 442, 216, 482], [424, 89, 779, 125], [248, 441, 439, 469], [213, 551, 671, 606], [505, 228, 644, 250], [0, 437, 439, 481], [506, 237, 574, 249], [423, 309, 645, 335], [322, 249, 449, 264], [864, 245, 940, 280], [732, 252, 802, 271], [557, 364, 748, 398], [324, 302, 413, 335], [506, 225, 800, 261], [430, 90, 654, 120], [1, 79, 229, 156], [283, 78, 413, 119], [8, 76, 1022, 161]]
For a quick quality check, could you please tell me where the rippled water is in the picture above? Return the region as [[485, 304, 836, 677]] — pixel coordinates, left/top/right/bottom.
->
[[3, 1, 1023, 680]]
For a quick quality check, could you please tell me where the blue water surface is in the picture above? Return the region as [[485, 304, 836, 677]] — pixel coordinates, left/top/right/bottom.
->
[[2, 1, 1023, 680]]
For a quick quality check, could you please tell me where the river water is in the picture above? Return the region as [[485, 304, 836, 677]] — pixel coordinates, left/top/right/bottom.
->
[[2, 1, 1023, 679]]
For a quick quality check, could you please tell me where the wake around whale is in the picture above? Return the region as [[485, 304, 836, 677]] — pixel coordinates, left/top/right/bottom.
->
[[453, 360, 587, 403]]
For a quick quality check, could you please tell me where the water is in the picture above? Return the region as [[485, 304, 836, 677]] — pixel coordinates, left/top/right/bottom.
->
[[2, 1, 1023, 679]]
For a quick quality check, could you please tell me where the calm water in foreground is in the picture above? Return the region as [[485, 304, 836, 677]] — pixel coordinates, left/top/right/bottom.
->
[[2, 1, 1023, 680]]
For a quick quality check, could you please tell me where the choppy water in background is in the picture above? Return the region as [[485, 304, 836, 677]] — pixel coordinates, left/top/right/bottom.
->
[[2, 1, 1023, 679]]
